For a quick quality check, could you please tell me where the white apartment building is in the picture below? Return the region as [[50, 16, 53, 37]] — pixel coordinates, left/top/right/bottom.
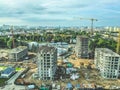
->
[[95, 48, 120, 79], [37, 45, 57, 80]]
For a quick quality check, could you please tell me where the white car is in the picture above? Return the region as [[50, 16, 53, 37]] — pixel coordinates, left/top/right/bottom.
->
[[25, 57, 29, 60]]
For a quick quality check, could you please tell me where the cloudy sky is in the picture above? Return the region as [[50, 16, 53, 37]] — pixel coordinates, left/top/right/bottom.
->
[[0, 0, 120, 26]]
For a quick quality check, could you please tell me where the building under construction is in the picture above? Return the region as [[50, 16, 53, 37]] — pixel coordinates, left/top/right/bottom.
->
[[8, 46, 28, 61], [37, 45, 57, 80], [75, 36, 89, 58], [95, 48, 120, 79]]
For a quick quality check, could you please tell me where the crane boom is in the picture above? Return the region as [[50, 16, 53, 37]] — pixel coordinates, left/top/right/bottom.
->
[[78, 18, 98, 35], [74, 17, 98, 21]]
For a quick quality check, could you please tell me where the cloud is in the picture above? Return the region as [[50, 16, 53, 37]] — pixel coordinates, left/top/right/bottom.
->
[[0, 0, 120, 26], [0, 17, 25, 25]]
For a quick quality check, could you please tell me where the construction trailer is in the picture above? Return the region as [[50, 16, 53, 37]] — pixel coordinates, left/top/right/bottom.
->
[[95, 48, 120, 79]]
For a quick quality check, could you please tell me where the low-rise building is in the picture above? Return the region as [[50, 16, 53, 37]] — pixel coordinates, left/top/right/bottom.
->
[[95, 48, 120, 79], [1, 67, 15, 78], [8, 46, 28, 61], [50, 42, 69, 56]]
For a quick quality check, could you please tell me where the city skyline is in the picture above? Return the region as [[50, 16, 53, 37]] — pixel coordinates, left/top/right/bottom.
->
[[0, 0, 120, 26]]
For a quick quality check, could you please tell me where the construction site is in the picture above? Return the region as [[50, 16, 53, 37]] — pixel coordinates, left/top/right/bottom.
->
[[0, 46, 120, 90], [0, 26, 120, 89], [10, 54, 119, 89]]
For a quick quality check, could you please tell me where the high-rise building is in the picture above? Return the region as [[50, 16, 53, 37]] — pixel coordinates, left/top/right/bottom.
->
[[75, 36, 89, 58], [37, 45, 57, 80], [95, 48, 120, 79]]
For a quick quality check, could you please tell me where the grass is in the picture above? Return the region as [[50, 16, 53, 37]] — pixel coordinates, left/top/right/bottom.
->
[[0, 78, 8, 87], [0, 66, 7, 71], [0, 66, 24, 71], [15, 67, 24, 71]]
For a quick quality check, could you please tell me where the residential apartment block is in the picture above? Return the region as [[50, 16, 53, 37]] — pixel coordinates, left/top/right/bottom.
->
[[95, 48, 120, 79], [75, 36, 89, 58], [8, 46, 28, 61], [37, 45, 57, 80]]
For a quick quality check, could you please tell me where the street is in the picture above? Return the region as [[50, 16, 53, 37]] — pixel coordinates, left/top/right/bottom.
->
[[1, 71, 26, 90]]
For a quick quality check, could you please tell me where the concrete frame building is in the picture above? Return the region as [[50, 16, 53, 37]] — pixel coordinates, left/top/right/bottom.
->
[[37, 45, 57, 80], [75, 36, 89, 58], [95, 48, 120, 79], [9, 46, 28, 61]]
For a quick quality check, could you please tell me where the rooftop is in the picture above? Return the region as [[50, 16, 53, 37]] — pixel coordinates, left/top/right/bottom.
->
[[2, 67, 15, 74], [10, 46, 27, 53], [38, 45, 56, 53], [77, 35, 88, 39], [95, 48, 120, 57]]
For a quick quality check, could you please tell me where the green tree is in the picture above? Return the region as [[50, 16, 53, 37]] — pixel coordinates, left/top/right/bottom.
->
[[7, 38, 13, 48]]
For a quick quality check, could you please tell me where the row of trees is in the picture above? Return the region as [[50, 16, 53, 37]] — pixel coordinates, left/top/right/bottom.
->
[[0, 36, 28, 49], [0, 36, 15, 48], [88, 34, 117, 58], [0, 31, 117, 54], [89, 34, 116, 52], [14, 31, 88, 43]]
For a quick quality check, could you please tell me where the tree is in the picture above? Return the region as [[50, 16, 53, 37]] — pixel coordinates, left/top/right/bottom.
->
[[7, 38, 13, 49], [0, 37, 7, 48]]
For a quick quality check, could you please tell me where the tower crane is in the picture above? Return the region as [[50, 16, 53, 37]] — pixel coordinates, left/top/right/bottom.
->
[[116, 30, 120, 54], [78, 18, 98, 35], [10, 26, 15, 48]]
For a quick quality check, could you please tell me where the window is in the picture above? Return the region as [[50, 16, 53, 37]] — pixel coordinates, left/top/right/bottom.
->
[[47, 54, 50, 56], [47, 57, 50, 59], [47, 60, 50, 62], [112, 57, 114, 60], [113, 76, 116, 78], [109, 57, 111, 60], [115, 57, 118, 61]]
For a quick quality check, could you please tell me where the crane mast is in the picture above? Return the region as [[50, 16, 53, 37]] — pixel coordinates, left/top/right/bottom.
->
[[79, 18, 98, 35], [11, 26, 15, 48]]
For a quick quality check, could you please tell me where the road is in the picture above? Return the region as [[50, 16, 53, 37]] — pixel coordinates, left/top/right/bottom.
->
[[1, 71, 26, 90], [7, 71, 21, 84]]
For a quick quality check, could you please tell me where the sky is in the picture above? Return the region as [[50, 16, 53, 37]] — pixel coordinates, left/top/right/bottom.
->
[[0, 0, 120, 26]]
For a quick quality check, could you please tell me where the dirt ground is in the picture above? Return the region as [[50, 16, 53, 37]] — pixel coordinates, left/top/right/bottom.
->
[[26, 67, 120, 89], [67, 54, 120, 89], [57, 54, 120, 89], [0, 49, 120, 89]]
